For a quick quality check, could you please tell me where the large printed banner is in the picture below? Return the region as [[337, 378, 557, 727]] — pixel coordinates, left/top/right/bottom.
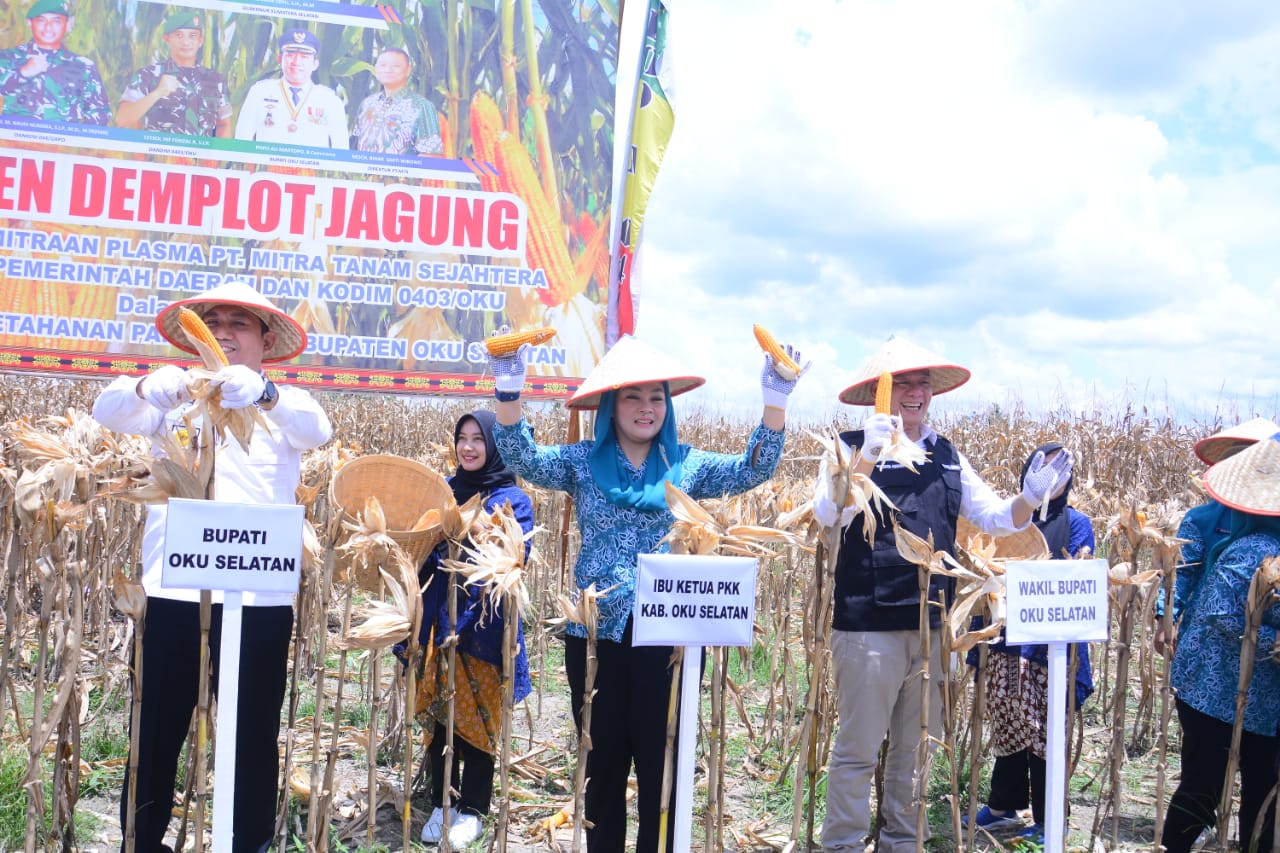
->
[[0, 0, 617, 397]]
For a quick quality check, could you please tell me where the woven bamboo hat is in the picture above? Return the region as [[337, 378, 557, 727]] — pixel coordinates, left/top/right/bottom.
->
[[838, 337, 971, 405], [156, 280, 306, 363], [1194, 417, 1280, 466], [1203, 433, 1280, 516], [566, 335, 705, 410]]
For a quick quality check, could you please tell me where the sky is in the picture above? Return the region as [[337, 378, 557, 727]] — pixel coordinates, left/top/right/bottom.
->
[[627, 0, 1280, 425]]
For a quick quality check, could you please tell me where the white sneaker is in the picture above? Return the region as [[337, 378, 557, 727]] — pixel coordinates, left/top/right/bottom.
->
[[448, 812, 482, 847], [421, 807, 445, 843]]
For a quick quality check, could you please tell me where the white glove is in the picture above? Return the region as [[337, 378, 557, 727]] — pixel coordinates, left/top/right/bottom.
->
[[860, 412, 897, 461], [488, 326, 529, 396], [1020, 449, 1074, 509], [139, 365, 191, 411], [215, 364, 266, 409], [812, 457, 857, 529], [761, 344, 809, 409]]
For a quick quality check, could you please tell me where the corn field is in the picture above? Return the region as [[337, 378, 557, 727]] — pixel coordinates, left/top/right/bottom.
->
[[0, 373, 1271, 852]]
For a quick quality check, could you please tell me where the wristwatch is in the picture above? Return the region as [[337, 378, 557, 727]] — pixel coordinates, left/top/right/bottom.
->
[[256, 377, 279, 407]]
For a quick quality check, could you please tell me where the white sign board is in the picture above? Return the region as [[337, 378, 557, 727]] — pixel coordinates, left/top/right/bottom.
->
[[162, 498, 304, 594], [1004, 559, 1109, 644], [633, 554, 756, 647]]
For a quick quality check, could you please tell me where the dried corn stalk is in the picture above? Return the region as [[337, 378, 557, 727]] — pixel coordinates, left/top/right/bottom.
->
[[662, 481, 803, 557], [1217, 555, 1280, 851], [810, 430, 898, 542], [339, 560, 420, 651], [550, 584, 610, 853]]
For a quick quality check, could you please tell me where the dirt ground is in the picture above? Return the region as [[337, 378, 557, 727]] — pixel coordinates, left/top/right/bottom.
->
[[70, 657, 1196, 853]]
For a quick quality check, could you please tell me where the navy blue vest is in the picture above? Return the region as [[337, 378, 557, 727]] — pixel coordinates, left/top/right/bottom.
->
[[833, 429, 962, 631]]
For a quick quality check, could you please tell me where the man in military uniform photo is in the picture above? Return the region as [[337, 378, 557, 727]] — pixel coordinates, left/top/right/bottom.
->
[[0, 0, 109, 125], [116, 9, 231, 137], [353, 47, 443, 156], [234, 28, 347, 148]]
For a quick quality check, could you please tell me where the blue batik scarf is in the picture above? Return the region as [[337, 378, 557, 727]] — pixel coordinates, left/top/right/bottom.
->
[[588, 384, 683, 512]]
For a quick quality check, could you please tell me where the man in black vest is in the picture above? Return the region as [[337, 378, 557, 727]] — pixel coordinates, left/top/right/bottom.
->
[[813, 337, 1070, 853]]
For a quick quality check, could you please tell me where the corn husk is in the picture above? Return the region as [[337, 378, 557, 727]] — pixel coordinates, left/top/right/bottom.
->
[[809, 430, 898, 542], [662, 482, 803, 558]]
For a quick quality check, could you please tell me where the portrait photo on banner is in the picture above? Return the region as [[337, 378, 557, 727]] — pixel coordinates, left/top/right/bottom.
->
[[0, 0, 619, 395]]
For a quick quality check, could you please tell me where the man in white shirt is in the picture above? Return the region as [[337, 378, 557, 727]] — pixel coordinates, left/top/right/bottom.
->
[[812, 337, 1071, 853], [94, 280, 331, 853], [234, 28, 348, 148]]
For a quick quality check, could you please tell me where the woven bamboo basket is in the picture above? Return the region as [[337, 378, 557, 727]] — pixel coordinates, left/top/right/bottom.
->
[[331, 455, 452, 590], [957, 516, 1050, 560]]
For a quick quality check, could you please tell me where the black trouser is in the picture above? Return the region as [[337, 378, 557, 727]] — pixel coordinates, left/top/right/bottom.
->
[[1163, 698, 1279, 853], [121, 597, 293, 853], [988, 749, 1047, 826], [428, 722, 495, 815], [565, 620, 680, 853]]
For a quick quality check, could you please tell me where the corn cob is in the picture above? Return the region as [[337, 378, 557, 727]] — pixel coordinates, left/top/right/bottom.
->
[[875, 371, 894, 414], [63, 284, 117, 352], [178, 307, 229, 367], [471, 90, 576, 305], [468, 92, 505, 193], [71, 283, 117, 320], [486, 327, 557, 356], [753, 325, 801, 381], [493, 131, 577, 306]]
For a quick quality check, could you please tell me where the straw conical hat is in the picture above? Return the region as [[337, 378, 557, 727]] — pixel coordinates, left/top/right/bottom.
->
[[566, 336, 705, 410], [838, 337, 970, 405], [1203, 433, 1280, 516], [156, 280, 306, 363], [1194, 417, 1280, 466]]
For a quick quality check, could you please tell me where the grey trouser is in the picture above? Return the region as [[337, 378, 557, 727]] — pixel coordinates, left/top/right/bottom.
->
[[822, 629, 943, 853]]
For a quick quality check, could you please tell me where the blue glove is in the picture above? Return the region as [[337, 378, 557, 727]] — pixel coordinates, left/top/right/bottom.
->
[[761, 344, 808, 409]]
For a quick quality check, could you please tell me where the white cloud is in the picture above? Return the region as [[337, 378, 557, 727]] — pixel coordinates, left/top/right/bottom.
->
[[626, 0, 1280, 425]]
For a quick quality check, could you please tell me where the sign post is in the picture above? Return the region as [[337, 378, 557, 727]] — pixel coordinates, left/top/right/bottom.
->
[[163, 498, 304, 852], [634, 554, 758, 853], [1003, 559, 1108, 853]]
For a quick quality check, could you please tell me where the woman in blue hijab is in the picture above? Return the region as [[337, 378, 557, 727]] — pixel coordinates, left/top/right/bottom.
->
[[489, 333, 803, 853]]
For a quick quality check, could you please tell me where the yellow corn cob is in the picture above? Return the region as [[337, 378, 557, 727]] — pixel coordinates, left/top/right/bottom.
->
[[178, 307, 229, 366], [753, 325, 800, 381], [493, 132, 577, 306], [875, 370, 894, 414], [468, 92, 505, 193], [71, 283, 118, 320], [470, 91, 576, 305], [469, 92, 504, 159], [486, 327, 557, 357]]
